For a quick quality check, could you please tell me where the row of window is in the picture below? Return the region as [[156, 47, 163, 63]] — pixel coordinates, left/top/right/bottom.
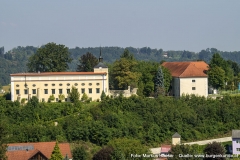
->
[[16, 83, 100, 87], [16, 88, 101, 95]]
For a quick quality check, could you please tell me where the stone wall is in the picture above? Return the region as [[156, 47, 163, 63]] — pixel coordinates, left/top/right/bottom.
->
[[109, 86, 138, 98]]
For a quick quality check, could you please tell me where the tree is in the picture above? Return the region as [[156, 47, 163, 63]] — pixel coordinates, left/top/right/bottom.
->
[[0, 123, 7, 160], [203, 142, 226, 160], [27, 42, 72, 72], [28, 96, 39, 107], [169, 144, 202, 160], [100, 91, 106, 101], [209, 53, 234, 82], [154, 66, 165, 96], [162, 66, 172, 94], [92, 146, 114, 160], [58, 94, 65, 102], [120, 49, 134, 60], [108, 138, 151, 160], [208, 66, 225, 90], [81, 93, 88, 102], [72, 146, 88, 160], [50, 141, 63, 160], [0, 83, 2, 90], [112, 55, 141, 89], [69, 86, 80, 103], [48, 95, 55, 102], [77, 52, 98, 72]]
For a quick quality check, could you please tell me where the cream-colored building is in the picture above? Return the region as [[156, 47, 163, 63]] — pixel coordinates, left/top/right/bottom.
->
[[10, 56, 109, 102], [162, 61, 209, 97]]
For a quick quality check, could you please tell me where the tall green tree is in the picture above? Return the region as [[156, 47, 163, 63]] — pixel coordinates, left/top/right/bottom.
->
[[77, 52, 98, 72], [49, 141, 63, 160], [209, 53, 234, 82], [27, 42, 72, 72], [112, 51, 141, 89], [69, 86, 80, 103], [208, 66, 225, 90], [162, 66, 172, 94], [100, 91, 106, 101]]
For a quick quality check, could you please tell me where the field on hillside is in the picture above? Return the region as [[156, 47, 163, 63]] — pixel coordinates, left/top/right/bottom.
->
[[0, 85, 10, 96]]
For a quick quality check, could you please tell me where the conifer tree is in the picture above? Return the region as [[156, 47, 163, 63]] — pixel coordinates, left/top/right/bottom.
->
[[69, 86, 80, 103], [100, 91, 106, 101], [154, 66, 165, 96], [50, 141, 63, 160]]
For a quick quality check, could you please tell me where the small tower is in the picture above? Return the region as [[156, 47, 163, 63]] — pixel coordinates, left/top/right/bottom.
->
[[172, 132, 181, 145], [94, 47, 109, 95], [99, 46, 103, 63]]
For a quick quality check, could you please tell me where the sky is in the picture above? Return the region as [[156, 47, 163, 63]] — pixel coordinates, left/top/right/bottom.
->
[[1, 0, 240, 53]]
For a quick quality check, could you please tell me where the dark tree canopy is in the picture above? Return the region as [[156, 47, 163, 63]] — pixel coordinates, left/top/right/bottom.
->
[[27, 42, 72, 72], [120, 49, 134, 60], [72, 146, 88, 160], [204, 142, 226, 160], [92, 146, 114, 160], [77, 52, 98, 72], [0, 123, 7, 160]]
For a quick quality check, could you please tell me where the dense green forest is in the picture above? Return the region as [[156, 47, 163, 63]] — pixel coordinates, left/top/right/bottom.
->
[[0, 95, 240, 158], [1, 45, 240, 86]]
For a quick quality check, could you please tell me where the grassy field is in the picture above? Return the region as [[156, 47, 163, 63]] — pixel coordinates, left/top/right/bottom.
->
[[0, 85, 11, 96]]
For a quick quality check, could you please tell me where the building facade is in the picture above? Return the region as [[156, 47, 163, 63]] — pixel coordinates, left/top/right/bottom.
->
[[162, 61, 208, 97], [10, 54, 109, 102], [232, 130, 240, 155]]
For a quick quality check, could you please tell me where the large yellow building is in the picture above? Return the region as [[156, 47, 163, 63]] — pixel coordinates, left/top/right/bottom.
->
[[10, 54, 109, 102]]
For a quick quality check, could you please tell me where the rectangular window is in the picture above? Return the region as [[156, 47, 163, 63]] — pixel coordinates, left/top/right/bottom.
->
[[237, 148, 240, 151], [81, 88, 85, 94], [89, 88, 92, 94], [44, 89, 48, 94], [192, 79, 196, 82], [16, 89, 20, 95], [65, 98, 68, 102], [59, 89, 62, 94], [96, 88, 100, 94], [52, 89, 55, 94], [67, 89, 70, 94], [237, 140, 240, 143], [24, 89, 28, 95], [192, 87, 196, 90], [56, 98, 58, 102], [32, 89, 36, 94]]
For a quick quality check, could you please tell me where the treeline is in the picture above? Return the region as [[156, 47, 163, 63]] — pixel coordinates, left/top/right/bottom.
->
[[1, 95, 240, 147], [1, 45, 240, 86]]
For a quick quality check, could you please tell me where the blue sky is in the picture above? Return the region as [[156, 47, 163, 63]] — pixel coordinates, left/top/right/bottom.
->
[[1, 0, 239, 52]]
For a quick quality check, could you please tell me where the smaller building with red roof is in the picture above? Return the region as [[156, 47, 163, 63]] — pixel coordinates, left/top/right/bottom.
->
[[162, 61, 208, 97], [6, 142, 72, 160]]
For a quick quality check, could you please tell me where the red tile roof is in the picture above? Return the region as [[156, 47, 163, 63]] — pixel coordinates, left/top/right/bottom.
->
[[6, 142, 72, 160], [10, 72, 107, 76], [162, 61, 208, 78], [160, 145, 171, 153]]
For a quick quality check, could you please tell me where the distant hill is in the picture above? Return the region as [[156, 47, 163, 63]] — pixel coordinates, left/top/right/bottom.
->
[[1, 45, 240, 85]]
